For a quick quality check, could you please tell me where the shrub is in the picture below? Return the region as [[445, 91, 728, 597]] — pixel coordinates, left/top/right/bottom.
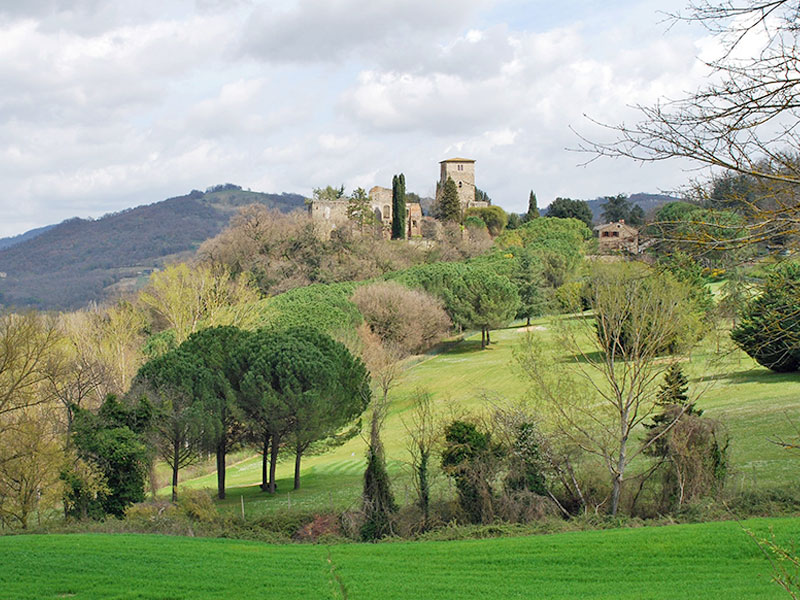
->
[[731, 261, 800, 371]]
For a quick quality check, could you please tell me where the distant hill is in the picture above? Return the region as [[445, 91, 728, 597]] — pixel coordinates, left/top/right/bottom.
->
[[0, 186, 305, 310], [0, 224, 56, 250]]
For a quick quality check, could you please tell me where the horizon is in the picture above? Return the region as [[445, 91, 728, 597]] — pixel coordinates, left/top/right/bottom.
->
[[1, 1, 719, 237]]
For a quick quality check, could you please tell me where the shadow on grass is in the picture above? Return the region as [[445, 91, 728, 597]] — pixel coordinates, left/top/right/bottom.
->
[[697, 367, 799, 385]]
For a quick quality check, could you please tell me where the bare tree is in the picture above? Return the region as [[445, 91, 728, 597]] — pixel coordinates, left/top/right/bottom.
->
[[578, 1, 800, 246], [402, 389, 438, 527], [515, 262, 712, 515]]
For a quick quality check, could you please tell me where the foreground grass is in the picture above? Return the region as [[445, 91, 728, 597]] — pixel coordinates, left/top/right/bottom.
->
[[3, 517, 797, 599], [181, 315, 800, 516]]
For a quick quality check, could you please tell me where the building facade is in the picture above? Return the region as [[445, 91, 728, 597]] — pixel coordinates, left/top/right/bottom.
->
[[594, 220, 639, 253]]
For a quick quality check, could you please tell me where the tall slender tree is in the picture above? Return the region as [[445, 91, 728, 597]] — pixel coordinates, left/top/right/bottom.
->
[[391, 173, 406, 239], [437, 176, 462, 223], [525, 191, 540, 222]]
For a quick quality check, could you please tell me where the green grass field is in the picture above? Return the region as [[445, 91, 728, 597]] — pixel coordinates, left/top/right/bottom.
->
[[177, 315, 800, 516], [3, 517, 798, 599]]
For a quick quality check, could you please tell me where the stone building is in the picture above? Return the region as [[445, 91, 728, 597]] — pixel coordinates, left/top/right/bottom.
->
[[436, 157, 488, 213], [594, 220, 639, 253], [308, 184, 422, 238]]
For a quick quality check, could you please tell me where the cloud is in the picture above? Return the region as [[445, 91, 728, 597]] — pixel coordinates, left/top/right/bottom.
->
[[239, 0, 488, 63]]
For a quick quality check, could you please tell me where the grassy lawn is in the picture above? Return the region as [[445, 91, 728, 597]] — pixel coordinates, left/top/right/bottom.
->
[[2, 517, 797, 599], [180, 314, 800, 516]]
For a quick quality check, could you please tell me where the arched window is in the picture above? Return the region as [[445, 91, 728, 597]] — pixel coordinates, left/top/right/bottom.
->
[[458, 181, 462, 188], [384, 205, 391, 219]]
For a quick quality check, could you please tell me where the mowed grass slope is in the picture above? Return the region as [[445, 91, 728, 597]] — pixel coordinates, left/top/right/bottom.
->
[[183, 316, 800, 514], [2, 517, 797, 599]]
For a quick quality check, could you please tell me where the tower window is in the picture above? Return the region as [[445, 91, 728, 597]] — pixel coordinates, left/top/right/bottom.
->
[[458, 181, 462, 188], [457, 164, 463, 171]]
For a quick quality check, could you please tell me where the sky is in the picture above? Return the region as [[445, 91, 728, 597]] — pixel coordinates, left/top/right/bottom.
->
[[0, 0, 720, 238]]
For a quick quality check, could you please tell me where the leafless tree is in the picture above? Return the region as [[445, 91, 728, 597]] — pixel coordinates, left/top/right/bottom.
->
[[578, 1, 800, 246]]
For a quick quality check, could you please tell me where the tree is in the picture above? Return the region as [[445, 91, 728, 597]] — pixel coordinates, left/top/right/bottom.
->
[[133, 351, 214, 502], [579, 1, 800, 248], [347, 187, 377, 232], [465, 206, 508, 236], [516, 262, 706, 516], [511, 248, 546, 326], [239, 328, 370, 492], [392, 174, 407, 240], [0, 311, 61, 437], [313, 185, 345, 202], [732, 261, 800, 372], [546, 198, 593, 228], [403, 389, 437, 528], [601, 194, 632, 223], [475, 188, 492, 205], [69, 395, 152, 518], [628, 205, 646, 227], [139, 263, 259, 345], [360, 381, 396, 540], [352, 281, 451, 356], [441, 419, 502, 524], [457, 268, 520, 349], [524, 191, 540, 222], [436, 176, 462, 223]]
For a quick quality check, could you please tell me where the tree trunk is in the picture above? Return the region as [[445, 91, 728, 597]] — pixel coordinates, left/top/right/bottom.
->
[[260, 433, 270, 492], [172, 439, 180, 503], [526, 316, 531, 326], [268, 434, 280, 494], [481, 327, 486, 349], [294, 443, 303, 490], [486, 328, 491, 345], [611, 420, 629, 516], [216, 440, 226, 500]]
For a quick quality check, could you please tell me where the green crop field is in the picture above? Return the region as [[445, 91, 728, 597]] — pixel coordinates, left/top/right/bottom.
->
[[177, 314, 800, 517], [2, 517, 797, 599]]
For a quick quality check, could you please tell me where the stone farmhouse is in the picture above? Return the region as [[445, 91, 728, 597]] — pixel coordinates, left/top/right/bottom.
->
[[309, 157, 480, 239], [594, 220, 639, 253]]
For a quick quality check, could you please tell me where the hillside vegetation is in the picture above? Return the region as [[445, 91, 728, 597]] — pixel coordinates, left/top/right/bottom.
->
[[0, 187, 304, 309]]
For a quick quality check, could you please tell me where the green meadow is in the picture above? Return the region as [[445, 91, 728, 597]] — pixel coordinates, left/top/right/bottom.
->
[[3, 517, 797, 599], [179, 315, 800, 516]]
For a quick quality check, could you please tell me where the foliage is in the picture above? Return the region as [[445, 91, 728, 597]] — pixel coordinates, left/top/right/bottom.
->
[[601, 194, 632, 223], [260, 282, 361, 336], [464, 206, 508, 236], [139, 263, 260, 344], [69, 395, 152, 518], [524, 191, 540, 222], [392, 173, 407, 240], [351, 281, 451, 356], [464, 215, 487, 231], [441, 419, 502, 524], [732, 261, 800, 372], [546, 198, 593, 228], [437, 176, 462, 223], [346, 187, 378, 232], [361, 397, 397, 541]]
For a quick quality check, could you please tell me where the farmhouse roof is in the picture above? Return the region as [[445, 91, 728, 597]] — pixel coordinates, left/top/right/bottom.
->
[[594, 220, 639, 235], [440, 157, 476, 163]]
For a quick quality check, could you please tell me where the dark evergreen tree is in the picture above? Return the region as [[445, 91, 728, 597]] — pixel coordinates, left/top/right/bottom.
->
[[547, 197, 593, 228], [391, 173, 406, 239], [68, 395, 153, 518], [525, 191, 540, 222], [601, 194, 632, 223], [628, 204, 646, 226], [656, 362, 690, 407], [360, 425, 397, 540], [437, 176, 462, 223]]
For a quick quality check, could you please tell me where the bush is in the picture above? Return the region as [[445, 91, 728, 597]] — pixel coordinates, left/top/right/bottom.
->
[[731, 261, 800, 371]]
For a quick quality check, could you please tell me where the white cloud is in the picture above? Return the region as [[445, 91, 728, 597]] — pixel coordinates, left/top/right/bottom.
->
[[0, 0, 728, 237]]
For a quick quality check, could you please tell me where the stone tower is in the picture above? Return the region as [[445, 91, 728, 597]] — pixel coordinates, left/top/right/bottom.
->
[[437, 157, 486, 211]]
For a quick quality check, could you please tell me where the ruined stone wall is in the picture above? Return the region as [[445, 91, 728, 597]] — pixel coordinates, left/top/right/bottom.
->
[[308, 200, 350, 238]]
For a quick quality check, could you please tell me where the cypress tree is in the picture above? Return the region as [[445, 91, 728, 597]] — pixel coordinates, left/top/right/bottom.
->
[[391, 173, 406, 239], [656, 362, 690, 407], [525, 191, 539, 221], [437, 176, 462, 223]]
